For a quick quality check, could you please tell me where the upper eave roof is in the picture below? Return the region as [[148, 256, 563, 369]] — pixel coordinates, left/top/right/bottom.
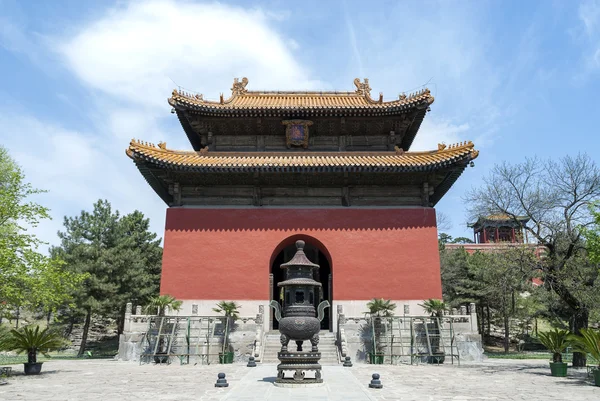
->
[[168, 77, 434, 115], [126, 140, 479, 173], [468, 215, 531, 228]]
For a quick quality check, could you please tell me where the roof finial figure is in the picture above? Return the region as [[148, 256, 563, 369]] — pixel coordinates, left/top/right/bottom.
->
[[353, 78, 371, 96], [231, 77, 249, 95]]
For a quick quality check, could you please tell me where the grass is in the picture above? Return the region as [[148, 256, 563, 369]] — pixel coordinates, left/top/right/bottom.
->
[[485, 349, 599, 364], [0, 350, 117, 365], [485, 351, 555, 360]]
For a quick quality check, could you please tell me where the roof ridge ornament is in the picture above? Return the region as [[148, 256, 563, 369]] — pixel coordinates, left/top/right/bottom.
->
[[438, 143, 446, 151], [231, 77, 249, 96], [353, 78, 371, 96], [395, 146, 405, 155]]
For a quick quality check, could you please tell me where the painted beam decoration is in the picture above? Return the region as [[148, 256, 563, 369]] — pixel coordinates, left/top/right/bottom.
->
[[283, 120, 313, 148]]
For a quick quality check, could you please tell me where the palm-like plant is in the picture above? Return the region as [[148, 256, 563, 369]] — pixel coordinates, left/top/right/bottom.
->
[[419, 299, 447, 318], [419, 299, 448, 360], [212, 301, 241, 320], [364, 299, 396, 361], [538, 328, 570, 363], [4, 325, 64, 364], [568, 328, 600, 368], [366, 298, 396, 318], [144, 294, 182, 316], [213, 301, 241, 361]]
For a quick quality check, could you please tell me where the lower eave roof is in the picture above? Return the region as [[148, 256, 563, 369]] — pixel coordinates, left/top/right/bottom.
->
[[126, 141, 479, 173]]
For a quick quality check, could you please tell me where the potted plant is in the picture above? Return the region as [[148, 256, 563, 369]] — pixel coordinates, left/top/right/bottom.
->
[[537, 328, 570, 377], [419, 299, 447, 364], [568, 328, 600, 386], [365, 298, 396, 364], [213, 301, 240, 364], [1, 325, 64, 375], [144, 295, 182, 364]]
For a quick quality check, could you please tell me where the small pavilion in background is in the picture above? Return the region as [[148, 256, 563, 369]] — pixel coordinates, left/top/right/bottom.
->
[[446, 215, 544, 285], [469, 215, 530, 244]]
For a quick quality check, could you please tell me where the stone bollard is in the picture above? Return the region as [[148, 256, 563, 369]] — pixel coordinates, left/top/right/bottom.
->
[[343, 356, 353, 367], [369, 373, 383, 389], [247, 356, 257, 367], [215, 373, 229, 387]]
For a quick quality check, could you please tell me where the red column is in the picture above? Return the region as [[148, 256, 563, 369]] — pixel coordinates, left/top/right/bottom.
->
[[482, 228, 487, 243], [511, 228, 515, 243], [495, 227, 499, 242]]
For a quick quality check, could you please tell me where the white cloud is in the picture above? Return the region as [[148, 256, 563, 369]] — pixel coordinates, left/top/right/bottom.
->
[[410, 119, 471, 151], [576, 0, 600, 76], [580, 0, 600, 36], [56, 0, 321, 108], [3, 0, 320, 249], [0, 112, 167, 250]]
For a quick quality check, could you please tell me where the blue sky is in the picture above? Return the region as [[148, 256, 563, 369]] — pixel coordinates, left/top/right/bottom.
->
[[1, 0, 599, 248]]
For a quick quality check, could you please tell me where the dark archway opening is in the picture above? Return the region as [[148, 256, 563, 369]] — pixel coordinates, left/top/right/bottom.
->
[[270, 242, 332, 331]]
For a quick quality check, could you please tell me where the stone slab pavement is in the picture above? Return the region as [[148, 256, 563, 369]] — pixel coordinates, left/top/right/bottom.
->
[[0, 359, 598, 401]]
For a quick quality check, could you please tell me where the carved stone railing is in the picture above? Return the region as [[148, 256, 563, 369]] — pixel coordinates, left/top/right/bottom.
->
[[335, 302, 480, 364], [252, 305, 265, 361], [120, 302, 266, 363], [337, 305, 348, 360]]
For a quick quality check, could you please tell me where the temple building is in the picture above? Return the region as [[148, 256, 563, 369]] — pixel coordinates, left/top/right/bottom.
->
[[469, 215, 529, 244], [126, 77, 479, 330], [445, 215, 544, 286]]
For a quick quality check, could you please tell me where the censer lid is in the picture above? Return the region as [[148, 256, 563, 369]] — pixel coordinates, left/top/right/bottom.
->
[[280, 240, 320, 269]]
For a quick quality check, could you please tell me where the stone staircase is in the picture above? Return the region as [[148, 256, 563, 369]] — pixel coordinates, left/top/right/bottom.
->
[[261, 331, 340, 365]]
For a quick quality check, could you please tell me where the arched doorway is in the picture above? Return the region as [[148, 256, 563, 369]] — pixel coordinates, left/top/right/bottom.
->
[[270, 237, 332, 331]]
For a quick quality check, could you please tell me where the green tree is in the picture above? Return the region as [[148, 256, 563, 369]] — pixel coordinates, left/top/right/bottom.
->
[[477, 247, 537, 353], [108, 210, 162, 331], [440, 247, 485, 306], [52, 200, 162, 356], [451, 237, 474, 244], [466, 154, 600, 366], [0, 146, 82, 321]]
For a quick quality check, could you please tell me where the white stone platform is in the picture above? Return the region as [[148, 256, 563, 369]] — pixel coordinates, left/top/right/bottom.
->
[[0, 359, 598, 400]]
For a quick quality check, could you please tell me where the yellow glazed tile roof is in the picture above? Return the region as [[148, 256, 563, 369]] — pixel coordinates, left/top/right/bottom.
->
[[168, 77, 434, 111], [126, 140, 478, 172]]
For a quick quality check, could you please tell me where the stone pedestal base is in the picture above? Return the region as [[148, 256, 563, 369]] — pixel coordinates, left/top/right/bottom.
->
[[276, 351, 323, 385], [273, 381, 325, 388]]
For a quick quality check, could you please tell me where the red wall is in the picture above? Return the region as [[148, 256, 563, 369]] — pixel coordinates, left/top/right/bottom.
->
[[160, 208, 442, 300]]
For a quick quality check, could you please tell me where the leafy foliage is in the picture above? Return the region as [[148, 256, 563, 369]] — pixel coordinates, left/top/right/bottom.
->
[[441, 246, 540, 352], [568, 328, 600, 368], [0, 146, 84, 316], [145, 295, 182, 317], [212, 301, 241, 320], [52, 199, 162, 356], [2, 325, 65, 363], [366, 298, 396, 318], [537, 328, 570, 363], [420, 299, 447, 318], [465, 154, 600, 366]]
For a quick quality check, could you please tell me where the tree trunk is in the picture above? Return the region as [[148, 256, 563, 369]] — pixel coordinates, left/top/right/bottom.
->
[[78, 309, 92, 357], [15, 307, 20, 329], [28, 349, 36, 364], [486, 305, 491, 338], [117, 307, 125, 335], [570, 308, 589, 368], [503, 314, 510, 353], [65, 314, 76, 337], [479, 303, 486, 344], [46, 310, 52, 327]]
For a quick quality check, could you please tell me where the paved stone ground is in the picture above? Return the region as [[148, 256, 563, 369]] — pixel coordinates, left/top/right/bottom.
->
[[0, 359, 598, 400]]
